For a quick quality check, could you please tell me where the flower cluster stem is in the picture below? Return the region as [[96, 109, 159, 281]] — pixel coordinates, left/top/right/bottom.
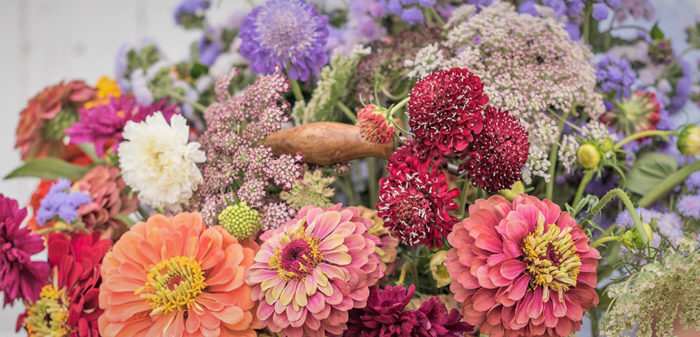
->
[[160, 88, 207, 113], [336, 101, 356, 122], [573, 169, 595, 206], [546, 111, 568, 200], [585, 188, 647, 245], [290, 79, 305, 103], [368, 158, 378, 208], [638, 160, 700, 207], [614, 130, 677, 150]]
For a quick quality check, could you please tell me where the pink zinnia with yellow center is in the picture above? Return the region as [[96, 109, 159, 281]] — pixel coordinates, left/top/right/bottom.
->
[[445, 195, 600, 337], [246, 204, 383, 337], [98, 212, 260, 337]]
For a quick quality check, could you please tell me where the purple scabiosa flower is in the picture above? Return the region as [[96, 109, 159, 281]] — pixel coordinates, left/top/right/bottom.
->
[[239, 0, 329, 81], [36, 179, 91, 226], [401, 7, 424, 24], [668, 59, 692, 114], [592, 2, 610, 20], [0, 194, 49, 306], [174, 0, 210, 25], [197, 31, 223, 66], [685, 171, 700, 192], [678, 194, 700, 219], [66, 96, 180, 157], [657, 213, 684, 243]]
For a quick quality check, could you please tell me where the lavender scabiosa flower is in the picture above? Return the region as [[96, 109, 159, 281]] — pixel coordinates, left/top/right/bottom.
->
[[685, 171, 700, 192], [193, 68, 303, 228], [239, 0, 329, 81], [678, 194, 700, 219], [174, 0, 210, 27], [36, 179, 91, 226]]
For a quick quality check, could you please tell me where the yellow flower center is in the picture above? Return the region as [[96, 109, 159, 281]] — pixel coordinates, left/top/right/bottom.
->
[[137, 256, 206, 315], [24, 285, 71, 337], [268, 221, 323, 281], [521, 217, 581, 302]]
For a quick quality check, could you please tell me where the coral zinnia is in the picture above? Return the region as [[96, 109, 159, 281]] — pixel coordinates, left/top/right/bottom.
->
[[246, 204, 383, 337], [408, 67, 487, 158], [376, 156, 459, 248], [66, 96, 180, 157], [98, 212, 260, 337], [460, 106, 530, 193], [19, 232, 111, 337], [15, 81, 95, 160], [446, 195, 600, 337], [74, 165, 139, 241], [0, 195, 50, 305], [239, 0, 329, 81]]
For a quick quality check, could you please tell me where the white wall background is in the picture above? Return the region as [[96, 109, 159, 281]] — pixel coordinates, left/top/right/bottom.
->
[[0, 0, 699, 336]]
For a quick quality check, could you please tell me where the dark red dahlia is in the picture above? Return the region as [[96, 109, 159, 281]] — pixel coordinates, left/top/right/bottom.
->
[[408, 67, 488, 158], [357, 104, 395, 144], [345, 285, 472, 337], [376, 156, 459, 248], [460, 106, 529, 193], [416, 297, 473, 337]]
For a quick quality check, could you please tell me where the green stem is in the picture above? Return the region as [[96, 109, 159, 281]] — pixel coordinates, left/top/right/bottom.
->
[[638, 160, 700, 207], [388, 97, 410, 117], [336, 101, 356, 122], [344, 175, 358, 206], [614, 130, 677, 150], [161, 88, 207, 113], [545, 111, 568, 200], [582, 2, 592, 45], [368, 158, 378, 208], [335, 179, 354, 206], [584, 188, 647, 244], [290, 79, 305, 103], [458, 179, 472, 217], [428, 7, 445, 26], [573, 169, 595, 206], [590, 235, 620, 248]]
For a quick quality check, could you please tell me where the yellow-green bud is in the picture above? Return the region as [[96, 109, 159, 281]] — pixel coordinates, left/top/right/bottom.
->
[[600, 138, 615, 154], [499, 181, 525, 201], [620, 223, 654, 249], [218, 202, 261, 240], [677, 125, 700, 156], [429, 250, 452, 288], [577, 143, 601, 169]]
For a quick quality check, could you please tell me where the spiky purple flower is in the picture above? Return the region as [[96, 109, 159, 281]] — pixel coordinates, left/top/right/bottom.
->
[[239, 0, 329, 81]]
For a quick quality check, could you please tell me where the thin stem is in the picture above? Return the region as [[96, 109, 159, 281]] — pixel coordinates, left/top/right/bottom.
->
[[584, 188, 647, 245], [343, 175, 358, 206], [336, 101, 356, 122], [547, 108, 582, 131], [388, 96, 410, 117], [368, 158, 378, 208], [290, 79, 305, 103], [458, 180, 472, 217], [546, 111, 568, 200], [638, 160, 700, 207], [396, 261, 413, 285], [614, 130, 677, 149], [603, 24, 650, 34], [573, 169, 595, 206], [582, 2, 592, 45], [590, 235, 620, 248], [160, 88, 207, 113], [428, 7, 445, 26]]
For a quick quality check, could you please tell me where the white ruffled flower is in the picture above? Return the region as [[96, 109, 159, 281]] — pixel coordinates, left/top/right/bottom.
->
[[118, 112, 206, 210]]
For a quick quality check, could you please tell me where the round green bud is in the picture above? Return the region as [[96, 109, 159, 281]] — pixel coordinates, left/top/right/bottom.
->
[[218, 202, 261, 241], [577, 143, 601, 169]]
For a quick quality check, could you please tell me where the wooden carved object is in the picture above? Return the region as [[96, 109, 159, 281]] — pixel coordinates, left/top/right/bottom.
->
[[265, 122, 396, 165]]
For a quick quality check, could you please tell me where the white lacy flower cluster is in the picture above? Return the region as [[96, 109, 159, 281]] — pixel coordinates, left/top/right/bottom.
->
[[558, 121, 619, 173], [118, 113, 206, 210]]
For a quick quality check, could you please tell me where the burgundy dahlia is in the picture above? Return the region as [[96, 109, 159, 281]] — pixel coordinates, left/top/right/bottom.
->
[[376, 156, 459, 248], [345, 285, 472, 337], [357, 104, 394, 144], [0, 194, 49, 306], [460, 106, 529, 193], [408, 68, 488, 158]]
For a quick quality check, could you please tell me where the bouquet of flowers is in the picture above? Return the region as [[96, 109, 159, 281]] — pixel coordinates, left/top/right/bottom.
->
[[3, 0, 700, 336]]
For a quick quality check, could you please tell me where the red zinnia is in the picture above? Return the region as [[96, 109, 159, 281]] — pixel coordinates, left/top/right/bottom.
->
[[408, 68, 488, 158], [376, 155, 459, 248], [460, 106, 530, 193], [357, 104, 395, 144]]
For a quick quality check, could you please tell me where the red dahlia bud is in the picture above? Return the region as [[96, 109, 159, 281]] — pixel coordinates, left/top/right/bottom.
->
[[357, 104, 394, 144]]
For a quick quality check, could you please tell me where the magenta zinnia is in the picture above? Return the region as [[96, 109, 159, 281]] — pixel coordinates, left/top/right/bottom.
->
[[446, 195, 600, 337], [66, 96, 180, 157], [246, 204, 383, 337], [376, 156, 459, 248], [461, 106, 530, 193], [0, 194, 49, 306], [408, 67, 488, 158]]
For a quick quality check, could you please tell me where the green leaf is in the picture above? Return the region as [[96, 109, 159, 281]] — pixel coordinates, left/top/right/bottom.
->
[[190, 63, 209, 78], [651, 22, 665, 40], [4, 158, 91, 180], [624, 153, 678, 196]]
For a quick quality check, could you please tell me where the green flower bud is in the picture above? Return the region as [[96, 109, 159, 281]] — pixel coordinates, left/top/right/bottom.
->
[[218, 202, 261, 240], [499, 181, 525, 201], [677, 125, 700, 156], [577, 143, 601, 169]]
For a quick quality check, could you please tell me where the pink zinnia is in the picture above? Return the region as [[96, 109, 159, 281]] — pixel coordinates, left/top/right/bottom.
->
[[66, 96, 180, 157], [0, 194, 49, 305], [246, 204, 383, 337], [446, 195, 600, 337]]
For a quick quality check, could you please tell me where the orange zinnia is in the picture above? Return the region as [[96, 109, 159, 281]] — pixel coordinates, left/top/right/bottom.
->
[[98, 212, 260, 337]]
